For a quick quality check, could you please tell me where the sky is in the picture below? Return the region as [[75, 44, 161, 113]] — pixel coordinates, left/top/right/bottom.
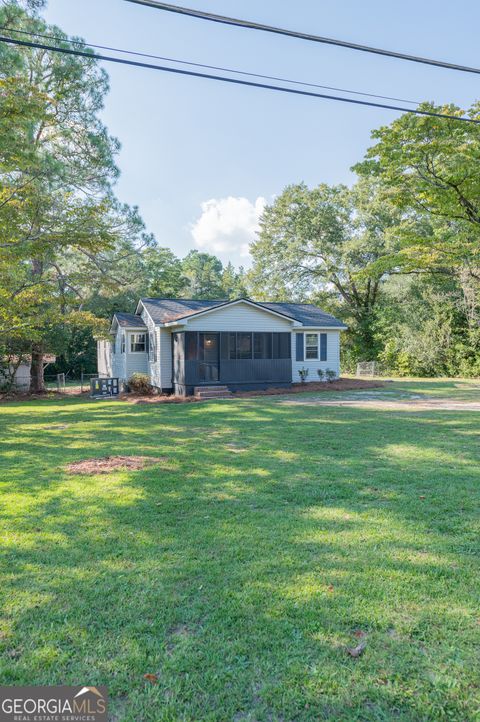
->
[[43, 0, 480, 267]]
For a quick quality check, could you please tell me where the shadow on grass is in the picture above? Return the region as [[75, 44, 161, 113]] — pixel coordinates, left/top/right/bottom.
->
[[1, 396, 479, 720]]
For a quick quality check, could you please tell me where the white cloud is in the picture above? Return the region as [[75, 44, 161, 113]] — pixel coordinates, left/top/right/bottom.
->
[[191, 196, 267, 265]]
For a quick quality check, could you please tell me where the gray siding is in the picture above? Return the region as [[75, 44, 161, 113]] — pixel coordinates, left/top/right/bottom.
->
[[291, 329, 341, 381], [107, 327, 148, 381], [97, 340, 113, 377], [183, 302, 293, 332], [159, 328, 173, 389], [141, 307, 162, 387]]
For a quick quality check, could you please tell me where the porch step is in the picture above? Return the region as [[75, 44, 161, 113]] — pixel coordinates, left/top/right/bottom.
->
[[194, 385, 233, 400]]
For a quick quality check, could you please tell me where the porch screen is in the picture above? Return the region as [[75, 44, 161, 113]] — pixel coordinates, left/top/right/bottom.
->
[[222, 332, 291, 360]]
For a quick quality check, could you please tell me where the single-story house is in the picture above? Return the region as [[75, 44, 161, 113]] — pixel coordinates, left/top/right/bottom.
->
[[97, 298, 347, 396]]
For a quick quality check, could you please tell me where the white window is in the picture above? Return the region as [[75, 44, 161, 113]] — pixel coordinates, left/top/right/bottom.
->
[[305, 333, 319, 359], [130, 333, 146, 353], [121, 334, 125, 354]]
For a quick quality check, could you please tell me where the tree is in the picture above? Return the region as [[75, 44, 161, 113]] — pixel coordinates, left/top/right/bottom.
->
[[221, 262, 247, 299], [181, 251, 224, 299], [354, 102, 480, 281], [249, 181, 400, 355], [0, 4, 152, 390], [354, 102, 480, 368], [144, 247, 187, 298]]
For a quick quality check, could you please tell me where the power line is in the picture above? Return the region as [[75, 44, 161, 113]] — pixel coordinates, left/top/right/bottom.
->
[[1, 34, 478, 124], [124, 0, 480, 76], [0, 25, 421, 105]]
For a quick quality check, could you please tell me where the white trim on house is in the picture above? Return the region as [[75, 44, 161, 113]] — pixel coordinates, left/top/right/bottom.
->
[[298, 325, 348, 331], [305, 332, 320, 360], [136, 300, 155, 326]]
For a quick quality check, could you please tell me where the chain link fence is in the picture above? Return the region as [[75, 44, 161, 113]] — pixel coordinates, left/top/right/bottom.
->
[[356, 361, 380, 377], [44, 371, 99, 393]]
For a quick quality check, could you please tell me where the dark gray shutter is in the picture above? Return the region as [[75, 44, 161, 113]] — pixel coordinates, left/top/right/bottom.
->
[[295, 333, 304, 362], [320, 333, 327, 361]]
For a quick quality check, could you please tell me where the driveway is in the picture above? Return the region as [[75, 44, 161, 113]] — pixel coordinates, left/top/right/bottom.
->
[[280, 392, 480, 411]]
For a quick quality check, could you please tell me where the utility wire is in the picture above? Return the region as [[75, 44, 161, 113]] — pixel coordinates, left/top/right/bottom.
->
[[125, 0, 480, 76], [1, 35, 478, 124], [0, 25, 420, 105]]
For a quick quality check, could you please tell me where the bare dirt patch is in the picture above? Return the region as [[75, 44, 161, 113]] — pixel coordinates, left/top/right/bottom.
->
[[0, 388, 88, 403], [123, 393, 198, 405], [65, 455, 166, 475], [282, 397, 480, 411], [123, 378, 384, 403]]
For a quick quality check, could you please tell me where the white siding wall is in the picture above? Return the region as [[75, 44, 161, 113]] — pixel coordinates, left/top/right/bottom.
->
[[110, 329, 126, 379], [97, 340, 112, 377], [1, 362, 31, 389], [14, 363, 31, 389], [159, 328, 173, 389], [108, 327, 149, 381], [141, 308, 162, 387], [125, 355, 148, 377], [291, 330, 341, 383], [183, 302, 293, 332], [125, 330, 149, 378]]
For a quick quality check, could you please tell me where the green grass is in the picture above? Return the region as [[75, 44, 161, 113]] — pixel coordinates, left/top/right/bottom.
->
[[1, 379, 479, 721]]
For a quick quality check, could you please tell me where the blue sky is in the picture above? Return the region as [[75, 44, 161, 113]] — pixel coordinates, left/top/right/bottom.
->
[[44, 0, 480, 266]]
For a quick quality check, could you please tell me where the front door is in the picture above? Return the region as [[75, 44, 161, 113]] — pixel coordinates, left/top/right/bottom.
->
[[198, 333, 219, 382]]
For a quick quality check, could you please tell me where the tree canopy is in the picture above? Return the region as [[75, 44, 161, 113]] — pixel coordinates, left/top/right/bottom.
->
[[0, 3, 153, 389]]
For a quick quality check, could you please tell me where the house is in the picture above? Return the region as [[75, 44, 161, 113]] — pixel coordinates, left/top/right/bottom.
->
[[97, 298, 347, 396], [0, 359, 30, 390], [0, 354, 56, 391]]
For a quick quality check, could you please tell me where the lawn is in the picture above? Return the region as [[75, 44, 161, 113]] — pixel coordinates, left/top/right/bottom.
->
[[1, 379, 479, 721]]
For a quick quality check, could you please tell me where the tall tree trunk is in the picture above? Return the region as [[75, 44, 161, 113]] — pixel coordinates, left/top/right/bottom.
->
[[30, 343, 45, 393]]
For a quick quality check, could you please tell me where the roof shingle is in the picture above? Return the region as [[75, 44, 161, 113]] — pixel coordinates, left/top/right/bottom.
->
[[113, 312, 147, 328], [138, 298, 345, 328]]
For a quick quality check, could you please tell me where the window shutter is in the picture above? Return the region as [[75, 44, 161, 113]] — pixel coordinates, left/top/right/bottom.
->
[[295, 333, 304, 362], [320, 333, 327, 361]]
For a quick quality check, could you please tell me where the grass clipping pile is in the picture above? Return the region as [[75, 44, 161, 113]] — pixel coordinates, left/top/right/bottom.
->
[[65, 456, 165, 475]]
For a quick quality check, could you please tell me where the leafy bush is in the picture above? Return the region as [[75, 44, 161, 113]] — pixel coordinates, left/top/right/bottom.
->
[[298, 367, 309, 383], [325, 368, 337, 382], [128, 373, 153, 395], [317, 369, 325, 382]]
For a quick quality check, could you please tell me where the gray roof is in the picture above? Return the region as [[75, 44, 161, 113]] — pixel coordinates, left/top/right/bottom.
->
[[140, 298, 227, 323], [261, 302, 345, 328], [113, 312, 147, 328], [139, 298, 345, 328]]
